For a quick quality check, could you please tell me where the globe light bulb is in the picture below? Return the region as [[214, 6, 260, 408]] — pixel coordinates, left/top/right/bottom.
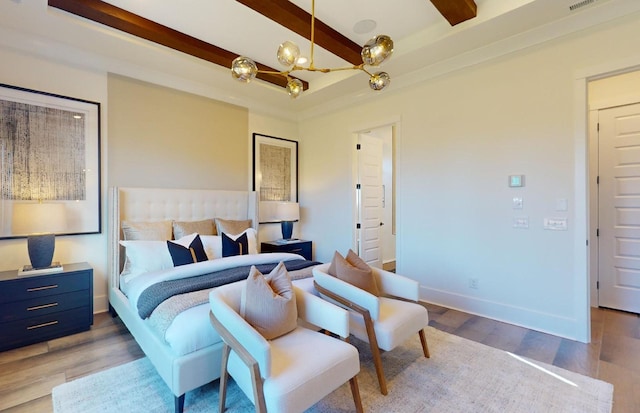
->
[[361, 35, 394, 67], [277, 41, 301, 68], [369, 72, 390, 91], [286, 78, 304, 99], [231, 56, 258, 83]]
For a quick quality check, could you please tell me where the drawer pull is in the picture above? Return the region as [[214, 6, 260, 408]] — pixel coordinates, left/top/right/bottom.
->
[[27, 320, 58, 330], [27, 302, 58, 311], [290, 248, 302, 252], [27, 284, 58, 292]]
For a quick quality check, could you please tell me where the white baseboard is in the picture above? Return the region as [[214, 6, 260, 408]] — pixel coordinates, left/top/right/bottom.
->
[[420, 286, 586, 342]]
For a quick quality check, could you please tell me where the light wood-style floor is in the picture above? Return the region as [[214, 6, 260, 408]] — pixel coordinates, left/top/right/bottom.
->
[[1, 305, 638, 412]]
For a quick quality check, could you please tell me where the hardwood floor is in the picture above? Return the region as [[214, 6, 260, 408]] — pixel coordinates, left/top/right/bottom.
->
[[1, 305, 638, 412]]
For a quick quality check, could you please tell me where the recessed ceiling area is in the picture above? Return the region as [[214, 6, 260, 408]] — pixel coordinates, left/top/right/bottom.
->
[[0, 0, 636, 118]]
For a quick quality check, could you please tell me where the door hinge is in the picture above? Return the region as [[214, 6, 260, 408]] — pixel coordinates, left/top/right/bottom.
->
[[586, 239, 589, 246], [356, 183, 361, 190], [597, 122, 600, 132], [356, 144, 361, 150], [597, 281, 600, 289], [597, 176, 599, 184], [356, 223, 361, 229], [596, 228, 599, 237]]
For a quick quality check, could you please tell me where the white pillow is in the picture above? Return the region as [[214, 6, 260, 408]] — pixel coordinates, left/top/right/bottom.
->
[[119, 240, 173, 278], [202, 228, 258, 259]]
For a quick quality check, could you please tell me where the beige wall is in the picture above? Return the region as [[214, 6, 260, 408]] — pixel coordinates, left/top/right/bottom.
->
[[108, 75, 249, 190]]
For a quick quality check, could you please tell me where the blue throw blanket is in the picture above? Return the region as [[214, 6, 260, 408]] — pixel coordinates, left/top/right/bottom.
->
[[137, 259, 320, 318]]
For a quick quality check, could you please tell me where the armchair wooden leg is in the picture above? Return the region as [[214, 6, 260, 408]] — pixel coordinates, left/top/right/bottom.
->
[[218, 343, 231, 413], [349, 376, 364, 413], [363, 311, 388, 395], [419, 329, 430, 358], [250, 361, 267, 413]]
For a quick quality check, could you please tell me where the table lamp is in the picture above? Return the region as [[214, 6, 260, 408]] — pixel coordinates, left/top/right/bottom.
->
[[275, 202, 299, 240], [13, 202, 66, 271]]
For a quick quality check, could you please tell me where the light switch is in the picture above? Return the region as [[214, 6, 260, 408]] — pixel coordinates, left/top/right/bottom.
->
[[513, 216, 529, 229], [544, 217, 568, 231], [512, 197, 523, 209], [556, 198, 568, 211]]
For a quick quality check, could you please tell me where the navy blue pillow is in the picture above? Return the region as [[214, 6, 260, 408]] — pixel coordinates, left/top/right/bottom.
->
[[167, 234, 208, 266], [222, 232, 249, 257]]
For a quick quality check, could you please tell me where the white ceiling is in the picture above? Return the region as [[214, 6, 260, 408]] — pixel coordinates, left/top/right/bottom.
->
[[1, 0, 640, 119]]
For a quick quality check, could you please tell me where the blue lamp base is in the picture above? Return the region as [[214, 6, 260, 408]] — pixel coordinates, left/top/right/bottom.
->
[[281, 221, 294, 240], [27, 233, 55, 269]]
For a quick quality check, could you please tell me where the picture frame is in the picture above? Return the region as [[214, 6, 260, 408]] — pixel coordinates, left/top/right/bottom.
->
[[0, 83, 101, 239], [252, 133, 298, 203]]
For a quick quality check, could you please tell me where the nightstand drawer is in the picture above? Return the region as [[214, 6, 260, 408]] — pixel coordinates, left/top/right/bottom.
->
[[0, 269, 91, 303], [0, 306, 92, 351], [261, 240, 313, 261], [0, 290, 89, 323]]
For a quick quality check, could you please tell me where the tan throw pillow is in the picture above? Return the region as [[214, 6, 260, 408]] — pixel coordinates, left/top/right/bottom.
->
[[330, 250, 380, 296], [122, 220, 172, 240], [215, 218, 252, 236], [173, 219, 216, 239], [346, 249, 371, 271], [241, 262, 297, 340]]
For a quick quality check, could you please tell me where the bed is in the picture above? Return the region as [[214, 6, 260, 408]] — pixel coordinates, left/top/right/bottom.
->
[[107, 187, 318, 413]]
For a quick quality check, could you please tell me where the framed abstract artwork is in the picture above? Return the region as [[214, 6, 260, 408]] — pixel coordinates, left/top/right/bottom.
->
[[0, 83, 101, 239], [252, 133, 298, 203]]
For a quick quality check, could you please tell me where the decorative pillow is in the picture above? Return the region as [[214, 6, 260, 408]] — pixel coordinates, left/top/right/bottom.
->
[[167, 233, 209, 266], [222, 232, 249, 257], [122, 220, 172, 241], [173, 219, 216, 239], [240, 262, 297, 340], [346, 249, 372, 271], [119, 240, 174, 277], [215, 218, 252, 236], [201, 235, 222, 260], [203, 228, 258, 259], [329, 250, 380, 296]]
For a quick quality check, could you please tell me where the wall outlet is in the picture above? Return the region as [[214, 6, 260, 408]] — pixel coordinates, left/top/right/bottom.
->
[[469, 278, 479, 289], [544, 217, 568, 231]]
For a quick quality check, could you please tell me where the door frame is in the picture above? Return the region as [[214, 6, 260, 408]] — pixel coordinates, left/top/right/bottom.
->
[[587, 70, 640, 310], [580, 59, 640, 343], [351, 118, 402, 267]]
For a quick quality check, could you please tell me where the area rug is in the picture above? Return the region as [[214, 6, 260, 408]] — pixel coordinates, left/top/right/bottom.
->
[[52, 327, 613, 413]]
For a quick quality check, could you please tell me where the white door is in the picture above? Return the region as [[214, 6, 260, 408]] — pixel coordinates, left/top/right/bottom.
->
[[599, 103, 640, 313], [357, 134, 383, 268]]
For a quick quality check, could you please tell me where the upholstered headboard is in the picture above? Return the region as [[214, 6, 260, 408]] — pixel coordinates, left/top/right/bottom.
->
[[108, 187, 258, 290]]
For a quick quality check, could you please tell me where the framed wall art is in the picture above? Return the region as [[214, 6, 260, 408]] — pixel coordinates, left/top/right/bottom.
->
[[252, 133, 298, 203], [0, 83, 101, 239]]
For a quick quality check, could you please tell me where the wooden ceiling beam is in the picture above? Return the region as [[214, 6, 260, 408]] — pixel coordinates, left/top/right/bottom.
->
[[47, 0, 308, 90], [235, 0, 363, 66], [430, 0, 477, 26]]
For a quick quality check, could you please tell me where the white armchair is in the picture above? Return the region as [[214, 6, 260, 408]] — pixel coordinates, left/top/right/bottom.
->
[[209, 280, 363, 413], [313, 262, 430, 395]]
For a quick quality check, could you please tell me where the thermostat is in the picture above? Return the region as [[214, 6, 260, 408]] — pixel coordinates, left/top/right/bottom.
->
[[509, 175, 525, 188]]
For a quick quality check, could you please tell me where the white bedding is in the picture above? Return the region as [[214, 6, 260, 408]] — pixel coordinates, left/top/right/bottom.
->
[[124, 252, 316, 356], [160, 277, 316, 355]]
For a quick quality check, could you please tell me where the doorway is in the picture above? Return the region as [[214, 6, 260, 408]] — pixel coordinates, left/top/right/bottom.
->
[[589, 69, 640, 313], [355, 124, 396, 270]]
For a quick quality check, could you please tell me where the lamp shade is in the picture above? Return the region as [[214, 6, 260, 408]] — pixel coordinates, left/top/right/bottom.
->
[[259, 201, 300, 223], [276, 202, 300, 222], [12, 202, 66, 235]]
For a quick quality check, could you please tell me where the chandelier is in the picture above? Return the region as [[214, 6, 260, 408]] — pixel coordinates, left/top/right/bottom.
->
[[230, 0, 394, 99]]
